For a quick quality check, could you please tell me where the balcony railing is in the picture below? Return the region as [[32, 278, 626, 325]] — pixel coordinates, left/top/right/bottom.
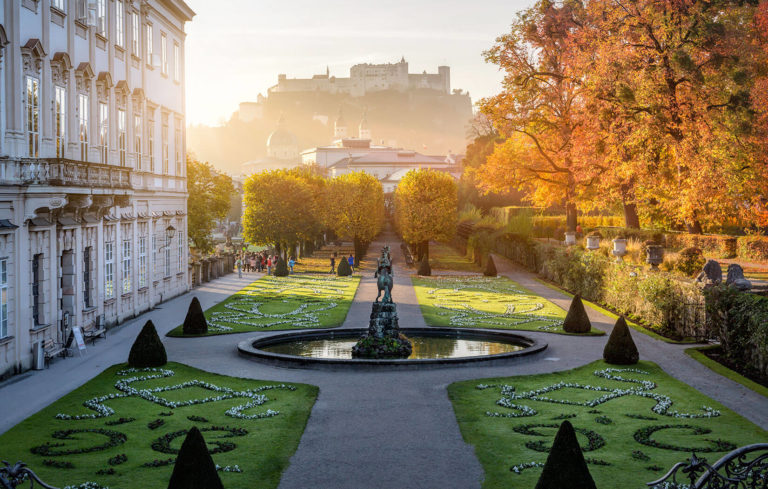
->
[[0, 158, 132, 189]]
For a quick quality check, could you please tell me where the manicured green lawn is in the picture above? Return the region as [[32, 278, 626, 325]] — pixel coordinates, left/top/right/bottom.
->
[[0, 362, 317, 489], [428, 242, 481, 273], [412, 276, 602, 335], [448, 360, 768, 489], [168, 274, 360, 336]]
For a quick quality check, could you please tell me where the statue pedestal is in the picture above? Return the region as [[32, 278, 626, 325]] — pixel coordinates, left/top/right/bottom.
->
[[352, 301, 412, 359]]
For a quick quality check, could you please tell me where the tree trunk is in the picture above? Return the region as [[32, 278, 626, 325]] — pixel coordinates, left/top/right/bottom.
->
[[565, 203, 577, 233], [686, 219, 703, 235], [421, 240, 430, 262], [623, 203, 640, 229], [353, 237, 364, 267]]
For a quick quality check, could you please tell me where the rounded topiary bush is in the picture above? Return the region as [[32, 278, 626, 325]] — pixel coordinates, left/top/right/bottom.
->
[[273, 256, 289, 277], [603, 316, 639, 365], [675, 246, 706, 277], [182, 297, 208, 335], [337, 257, 352, 276], [483, 255, 497, 277], [167, 427, 223, 489], [417, 258, 431, 276], [534, 420, 596, 489], [563, 294, 591, 333], [128, 320, 167, 367]]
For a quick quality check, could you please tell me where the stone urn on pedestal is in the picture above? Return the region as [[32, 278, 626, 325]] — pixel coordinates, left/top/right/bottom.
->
[[645, 244, 664, 270], [564, 231, 577, 246], [585, 232, 601, 251], [612, 237, 627, 262]]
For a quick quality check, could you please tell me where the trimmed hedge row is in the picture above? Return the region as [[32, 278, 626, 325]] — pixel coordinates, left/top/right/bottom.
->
[[704, 285, 768, 378], [737, 236, 768, 262]]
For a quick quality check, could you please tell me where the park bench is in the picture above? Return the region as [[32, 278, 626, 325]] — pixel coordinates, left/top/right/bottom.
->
[[83, 315, 107, 344], [647, 443, 768, 488], [42, 337, 67, 368]]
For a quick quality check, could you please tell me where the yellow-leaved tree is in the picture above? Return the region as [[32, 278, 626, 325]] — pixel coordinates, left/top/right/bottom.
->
[[394, 169, 458, 261], [242, 169, 323, 258], [324, 171, 385, 265]]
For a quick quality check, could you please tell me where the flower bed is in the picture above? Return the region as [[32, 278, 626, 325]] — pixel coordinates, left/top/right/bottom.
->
[[0, 362, 317, 489], [448, 360, 767, 489], [168, 275, 360, 336], [412, 276, 600, 335]]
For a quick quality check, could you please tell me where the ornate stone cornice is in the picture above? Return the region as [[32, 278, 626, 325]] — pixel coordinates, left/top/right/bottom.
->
[[50, 52, 73, 86], [21, 38, 46, 76]]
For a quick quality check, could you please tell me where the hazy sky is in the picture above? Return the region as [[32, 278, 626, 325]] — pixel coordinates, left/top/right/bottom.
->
[[184, 0, 534, 126]]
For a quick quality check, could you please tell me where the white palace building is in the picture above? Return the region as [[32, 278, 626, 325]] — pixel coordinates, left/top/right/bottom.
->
[[0, 0, 194, 378]]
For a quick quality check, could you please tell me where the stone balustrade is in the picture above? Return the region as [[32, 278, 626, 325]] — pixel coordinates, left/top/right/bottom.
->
[[0, 158, 132, 189]]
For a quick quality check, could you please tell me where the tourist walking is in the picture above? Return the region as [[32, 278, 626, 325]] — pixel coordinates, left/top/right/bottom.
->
[[267, 256, 273, 276], [236, 256, 243, 278], [289, 256, 296, 274], [249, 255, 257, 274], [329, 255, 336, 274], [348, 254, 354, 273]]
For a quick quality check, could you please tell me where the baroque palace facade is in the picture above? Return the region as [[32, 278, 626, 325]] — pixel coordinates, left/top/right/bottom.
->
[[0, 0, 194, 378]]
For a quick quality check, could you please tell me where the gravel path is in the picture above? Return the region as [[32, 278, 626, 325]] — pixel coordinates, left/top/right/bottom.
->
[[2, 237, 766, 489]]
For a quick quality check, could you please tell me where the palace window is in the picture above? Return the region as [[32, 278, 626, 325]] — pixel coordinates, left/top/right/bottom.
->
[[178, 229, 184, 271], [0, 259, 7, 338], [55, 85, 66, 158], [139, 236, 147, 288], [99, 102, 108, 164], [104, 241, 114, 299], [75, 0, 86, 23], [132, 12, 140, 56], [152, 235, 158, 280], [51, 0, 65, 12], [32, 254, 42, 326], [134, 114, 142, 170], [164, 245, 171, 277], [161, 33, 168, 75], [145, 24, 153, 66], [162, 114, 169, 174], [83, 247, 92, 308], [78, 94, 89, 161], [118, 109, 126, 166], [174, 118, 182, 175], [122, 239, 131, 293], [96, 0, 106, 37], [115, 1, 125, 48], [148, 115, 155, 171], [26, 76, 40, 158], [173, 42, 180, 82]]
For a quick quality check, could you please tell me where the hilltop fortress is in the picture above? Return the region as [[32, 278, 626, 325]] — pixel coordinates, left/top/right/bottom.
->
[[268, 57, 451, 97]]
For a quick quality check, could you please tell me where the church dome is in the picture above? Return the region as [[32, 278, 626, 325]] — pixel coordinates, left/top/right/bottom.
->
[[267, 127, 297, 148]]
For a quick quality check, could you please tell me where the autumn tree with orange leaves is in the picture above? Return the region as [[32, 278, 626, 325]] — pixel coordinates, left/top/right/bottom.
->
[[476, 0, 768, 233]]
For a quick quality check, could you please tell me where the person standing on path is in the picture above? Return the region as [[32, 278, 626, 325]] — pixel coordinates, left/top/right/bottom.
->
[[267, 256, 273, 276], [236, 256, 243, 278], [289, 256, 296, 274], [348, 254, 354, 273], [330, 255, 336, 274]]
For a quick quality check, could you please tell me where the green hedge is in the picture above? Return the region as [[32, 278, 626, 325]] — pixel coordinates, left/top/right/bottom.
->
[[704, 285, 768, 377], [736, 236, 768, 262], [665, 233, 738, 258]]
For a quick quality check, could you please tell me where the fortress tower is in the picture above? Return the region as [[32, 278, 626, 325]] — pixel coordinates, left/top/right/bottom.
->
[[334, 108, 348, 139]]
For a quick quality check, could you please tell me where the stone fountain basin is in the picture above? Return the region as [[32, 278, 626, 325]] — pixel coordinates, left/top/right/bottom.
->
[[237, 328, 547, 370]]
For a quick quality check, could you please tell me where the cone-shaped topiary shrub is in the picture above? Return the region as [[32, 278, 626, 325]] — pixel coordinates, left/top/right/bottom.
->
[[182, 297, 208, 335], [417, 258, 431, 276], [337, 257, 352, 276], [274, 256, 289, 277], [128, 320, 167, 367], [563, 294, 592, 333], [483, 255, 497, 277], [533, 420, 596, 489], [167, 427, 223, 489], [603, 316, 639, 365]]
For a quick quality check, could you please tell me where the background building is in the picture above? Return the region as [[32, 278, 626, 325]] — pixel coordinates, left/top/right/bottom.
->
[[268, 58, 450, 97], [0, 0, 194, 379]]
